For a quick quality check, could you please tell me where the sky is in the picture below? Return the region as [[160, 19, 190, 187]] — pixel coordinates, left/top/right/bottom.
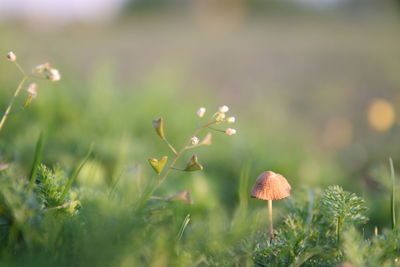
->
[[0, 0, 346, 26], [0, 0, 128, 25]]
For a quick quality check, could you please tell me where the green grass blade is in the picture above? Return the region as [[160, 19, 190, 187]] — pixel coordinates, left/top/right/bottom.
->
[[238, 162, 251, 212], [28, 132, 45, 190], [305, 188, 315, 233], [177, 214, 191, 241], [61, 144, 93, 200], [389, 157, 396, 229]]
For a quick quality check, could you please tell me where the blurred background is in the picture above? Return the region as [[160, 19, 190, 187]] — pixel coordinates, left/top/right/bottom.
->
[[0, 0, 399, 229]]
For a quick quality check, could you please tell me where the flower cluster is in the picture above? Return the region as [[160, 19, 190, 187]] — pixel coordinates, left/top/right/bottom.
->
[[32, 62, 61, 82], [196, 105, 237, 137]]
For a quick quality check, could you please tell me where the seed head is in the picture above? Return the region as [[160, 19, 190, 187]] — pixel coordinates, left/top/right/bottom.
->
[[26, 83, 38, 98], [191, 136, 200, 145], [48, 68, 61, 81], [215, 112, 226, 122], [7, 52, 16, 62], [197, 107, 206, 118], [225, 128, 237, 136], [219, 105, 229, 113], [226, 117, 235, 124], [33, 63, 50, 73]]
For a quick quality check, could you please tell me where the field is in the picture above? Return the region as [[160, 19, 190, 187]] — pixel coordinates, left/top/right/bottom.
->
[[0, 8, 399, 266]]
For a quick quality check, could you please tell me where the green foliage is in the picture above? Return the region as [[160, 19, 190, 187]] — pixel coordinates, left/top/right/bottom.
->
[[321, 185, 368, 242], [0, 169, 42, 253], [252, 187, 372, 266], [36, 164, 80, 216], [0, 50, 399, 266]]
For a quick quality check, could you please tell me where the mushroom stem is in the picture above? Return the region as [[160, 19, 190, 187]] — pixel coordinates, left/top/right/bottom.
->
[[268, 199, 274, 240]]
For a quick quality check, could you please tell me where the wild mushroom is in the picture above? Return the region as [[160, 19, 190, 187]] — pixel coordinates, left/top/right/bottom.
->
[[251, 171, 291, 240]]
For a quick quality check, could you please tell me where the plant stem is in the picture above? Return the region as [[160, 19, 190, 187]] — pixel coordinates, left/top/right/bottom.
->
[[164, 139, 178, 155], [14, 61, 26, 76], [268, 199, 274, 240], [0, 75, 30, 132], [389, 157, 396, 230], [336, 216, 342, 243]]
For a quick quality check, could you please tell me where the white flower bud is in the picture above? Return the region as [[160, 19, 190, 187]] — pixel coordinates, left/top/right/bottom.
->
[[215, 112, 226, 121], [26, 83, 38, 98], [225, 128, 237, 136], [7, 52, 16, 62], [48, 68, 61, 81], [219, 105, 229, 113], [197, 107, 206, 118], [190, 136, 200, 145], [226, 117, 235, 124], [33, 62, 50, 73]]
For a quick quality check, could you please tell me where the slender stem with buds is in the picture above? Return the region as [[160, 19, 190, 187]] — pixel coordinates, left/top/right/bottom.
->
[[0, 71, 32, 132], [157, 120, 216, 187]]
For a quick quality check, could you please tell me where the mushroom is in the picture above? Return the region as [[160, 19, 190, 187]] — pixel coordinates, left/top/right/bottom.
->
[[251, 171, 291, 240]]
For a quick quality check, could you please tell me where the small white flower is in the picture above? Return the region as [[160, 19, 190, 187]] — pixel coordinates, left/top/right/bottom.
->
[[190, 136, 200, 145], [215, 112, 226, 122], [219, 105, 229, 113], [225, 128, 237, 136], [26, 83, 38, 98], [48, 68, 61, 81], [197, 107, 206, 118], [7, 52, 16, 62], [226, 117, 235, 124], [33, 62, 50, 73]]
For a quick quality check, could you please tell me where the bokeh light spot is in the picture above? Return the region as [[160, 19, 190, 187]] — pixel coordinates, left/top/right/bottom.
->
[[368, 98, 395, 132]]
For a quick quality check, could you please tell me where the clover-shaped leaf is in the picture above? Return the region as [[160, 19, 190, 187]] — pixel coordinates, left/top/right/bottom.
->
[[148, 156, 168, 175]]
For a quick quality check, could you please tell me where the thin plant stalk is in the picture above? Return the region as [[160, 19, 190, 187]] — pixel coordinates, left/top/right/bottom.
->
[[336, 217, 341, 243], [157, 120, 216, 187], [268, 199, 274, 240], [0, 59, 37, 133], [164, 139, 178, 155], [389, 157, 396, 230], [0, 75, 31, 132], [28, 132, 45, 190]]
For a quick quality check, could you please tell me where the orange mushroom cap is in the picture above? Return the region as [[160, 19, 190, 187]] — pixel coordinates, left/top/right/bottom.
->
[[251, 171, 291, 200]]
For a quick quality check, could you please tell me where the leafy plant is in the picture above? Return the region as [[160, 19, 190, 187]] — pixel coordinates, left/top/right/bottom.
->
[[252, 186, 369, 266], [35, 164, 80, 216], [320, 185, 368, 242]]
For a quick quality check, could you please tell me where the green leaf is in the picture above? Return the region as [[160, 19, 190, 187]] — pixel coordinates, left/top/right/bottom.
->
[[184, 155, 203, 172], [61, 144, 93, 200], [148, 156, 168, 175], [153, 117, 166, 139], [28, 132, 45, 190]]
